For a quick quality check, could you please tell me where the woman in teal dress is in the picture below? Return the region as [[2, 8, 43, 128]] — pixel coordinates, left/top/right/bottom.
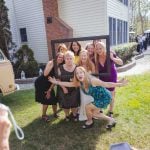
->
[[80, 82, 112, 109], [49, 66, 128, 129]]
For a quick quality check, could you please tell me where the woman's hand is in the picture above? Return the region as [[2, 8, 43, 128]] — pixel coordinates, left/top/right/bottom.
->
[[45, 91, 51, 99], [118, 78, 128, 87], [62, 87, 68, 94], [0, 105, 12, 150], [48, 77, 58, 84], [110, 51, 115, 60], [110, 51, 123, 65]]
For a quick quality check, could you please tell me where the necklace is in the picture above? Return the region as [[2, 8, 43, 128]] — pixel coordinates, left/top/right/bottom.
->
[[64, 64, 75, 72]]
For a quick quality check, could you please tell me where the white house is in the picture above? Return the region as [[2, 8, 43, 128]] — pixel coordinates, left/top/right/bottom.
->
[[58, 0, 129, 45], [5, 0, 129, 64]]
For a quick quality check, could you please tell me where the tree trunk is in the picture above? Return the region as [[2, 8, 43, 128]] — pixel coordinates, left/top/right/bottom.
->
[[138, 1, 144, 34]]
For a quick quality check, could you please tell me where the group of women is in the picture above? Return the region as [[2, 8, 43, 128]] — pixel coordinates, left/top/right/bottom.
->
[[35, 40, 127, 130]]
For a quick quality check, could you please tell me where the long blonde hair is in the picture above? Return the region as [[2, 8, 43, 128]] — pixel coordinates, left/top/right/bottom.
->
[[78, 50, 95, 73], [95, 41, 107, 73], [73, 66, 90, 89]]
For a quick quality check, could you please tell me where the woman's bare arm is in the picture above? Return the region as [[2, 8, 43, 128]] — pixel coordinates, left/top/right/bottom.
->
[[91, 77, 128, 88], [44, 60, 54, 76], [110, 52, 123, 65], [48, 77, 76, 87]]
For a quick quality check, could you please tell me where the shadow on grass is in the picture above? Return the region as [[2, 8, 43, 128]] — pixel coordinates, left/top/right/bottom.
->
[[1, 90, 115, 150], [0, 89, 35, 112], [9, 117, 109, 150]]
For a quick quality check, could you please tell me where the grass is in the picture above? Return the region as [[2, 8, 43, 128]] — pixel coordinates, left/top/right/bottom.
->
[[0, 73, 150, 150]]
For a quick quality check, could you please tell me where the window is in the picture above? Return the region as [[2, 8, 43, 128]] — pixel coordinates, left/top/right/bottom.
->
[[117, 19, 120, 44], [109, 17, 113, 45], [0, 51, 4, 61], [109, 17, 116, 46], [118, 0, 128, 6], [20, 28, 28, 42], [124, 0, 128, 6], [113, 18, 116, 45], [125, 21, 128, 42], [109, 17, 128, 45]]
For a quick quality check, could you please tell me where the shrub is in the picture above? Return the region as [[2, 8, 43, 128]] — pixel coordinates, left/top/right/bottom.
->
[[13, 45, 38, 78], [113, 42, 138, 64], [17, 61, 38, 78]]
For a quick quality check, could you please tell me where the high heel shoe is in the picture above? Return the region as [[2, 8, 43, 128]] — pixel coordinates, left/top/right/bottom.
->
[[82, 121, 94, 129], [106, 121, 116, 131], [107, 111, 113, 118]]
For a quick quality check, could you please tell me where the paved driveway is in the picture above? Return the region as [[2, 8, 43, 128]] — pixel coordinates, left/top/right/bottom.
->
[[118, 46, 150, 77]]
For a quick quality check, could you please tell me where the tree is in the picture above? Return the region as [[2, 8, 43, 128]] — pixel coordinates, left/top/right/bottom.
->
[[0, 0, 12, 59], [14, 45, 38, 78], [129, 0, 150, 34]]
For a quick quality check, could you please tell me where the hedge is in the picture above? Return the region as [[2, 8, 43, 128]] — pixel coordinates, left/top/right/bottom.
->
[[113, 42, 138, 64]]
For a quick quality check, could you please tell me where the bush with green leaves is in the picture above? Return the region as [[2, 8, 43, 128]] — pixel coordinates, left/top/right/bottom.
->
[[14, 45, 38, 78], [113, 42, 138, 64]]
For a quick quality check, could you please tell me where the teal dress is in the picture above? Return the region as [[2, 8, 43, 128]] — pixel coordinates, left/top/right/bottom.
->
[[80, 83, 112, 109]]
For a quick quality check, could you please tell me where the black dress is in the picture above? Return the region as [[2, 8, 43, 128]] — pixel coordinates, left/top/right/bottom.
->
[[57, 65, 80, 109], [35, 67, 58, 105]]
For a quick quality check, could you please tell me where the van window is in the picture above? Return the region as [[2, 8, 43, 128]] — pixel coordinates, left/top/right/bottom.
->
[[0, 51, 4, 61]]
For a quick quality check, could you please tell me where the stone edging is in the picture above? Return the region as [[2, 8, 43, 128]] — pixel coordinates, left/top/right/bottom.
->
[[117, 53, 144, 72], [15, 77, 37, 84]]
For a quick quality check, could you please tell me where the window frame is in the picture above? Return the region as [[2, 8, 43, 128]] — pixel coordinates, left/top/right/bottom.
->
[[51, 35, 111, 77], [20, 28, 28, 42]]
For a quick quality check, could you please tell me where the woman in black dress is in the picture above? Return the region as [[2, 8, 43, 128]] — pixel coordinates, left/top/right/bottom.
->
[[57, 51, 80, 121], [35, 52, 64, 122]]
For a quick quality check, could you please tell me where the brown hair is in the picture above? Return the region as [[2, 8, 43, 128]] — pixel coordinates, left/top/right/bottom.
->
[[56, 52, 64, 65], [70, 41, 82, 56]]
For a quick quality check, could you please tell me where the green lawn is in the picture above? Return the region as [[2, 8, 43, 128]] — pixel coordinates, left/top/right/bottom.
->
[[0, 73, 150, 150]]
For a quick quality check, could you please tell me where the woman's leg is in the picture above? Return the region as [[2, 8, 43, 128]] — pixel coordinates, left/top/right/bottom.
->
[[64, 109, 70, 121], [42, 105, 48, 116], [42, 105, 50, 122], [85, 104, 95, 124], [93, 111, 116, 125], [71, 107, 78, 116], [52, 105, 59, 118], [70, 107, 78, 121], [108, 90, 115, 117]]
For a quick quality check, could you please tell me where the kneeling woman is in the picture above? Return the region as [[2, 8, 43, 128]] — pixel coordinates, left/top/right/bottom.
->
[[49, 66, 128, 129]]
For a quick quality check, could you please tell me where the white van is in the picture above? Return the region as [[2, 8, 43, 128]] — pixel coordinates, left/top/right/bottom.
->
[[0, 49, 18, 95]]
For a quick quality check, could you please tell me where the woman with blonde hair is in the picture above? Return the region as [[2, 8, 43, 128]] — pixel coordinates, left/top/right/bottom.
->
[[78, 50, 95, 73], [49, 66, 128, 129], [78, 49, 95, 121], [57, 43, 68, 54], [95, 41, 123, 117], [85, 43, 95, 63], [56, 51, 80, 121]]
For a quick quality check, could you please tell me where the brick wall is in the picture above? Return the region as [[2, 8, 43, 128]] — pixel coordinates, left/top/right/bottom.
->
[[42, 0, 73, 59]]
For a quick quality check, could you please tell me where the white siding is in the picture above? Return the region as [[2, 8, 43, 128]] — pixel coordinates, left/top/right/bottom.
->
[[58, 0, 107, 37], [107, 0, 129, 39], [107, 0, 128, 19], [107, 0, 129, 33], [6, 0, 48, 63], [5, 0, 20, 49]]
